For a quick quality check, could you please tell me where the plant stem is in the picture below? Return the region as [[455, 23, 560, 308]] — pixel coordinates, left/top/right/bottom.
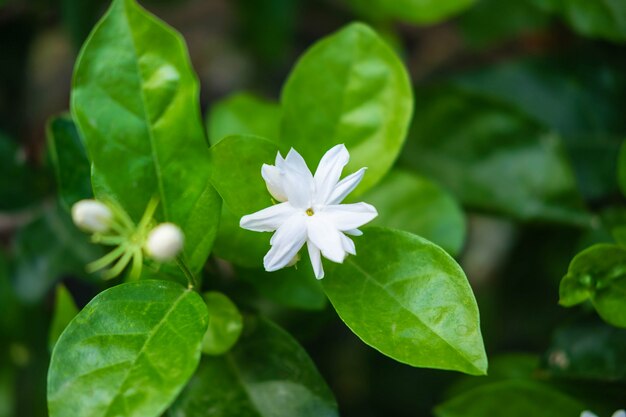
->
[[176, 256, 198, 290]]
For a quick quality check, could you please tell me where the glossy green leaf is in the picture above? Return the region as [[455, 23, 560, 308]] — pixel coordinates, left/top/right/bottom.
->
[[435, 380, 585, 417], [281, 23, 413, 194], [401, 86, 589, 225], [207, 92, 281, 145], [361, 170, 466, 256], [46, 115, 93, 210], [237, 258, 327, 311], [201, 292, 243, 356], [12, 205, 102, 303], [544, 318, 626, 381], [71, 0, 221, 274], [169, 316, 338, 417], [531, 0, 626, 42], [560, 244, 626, 327], [47, 280, 209, 417], [212, 205, 269, 268], [322, 227, 487, 375], [48, 284, 79, 351], [347, 0, 476, 24]]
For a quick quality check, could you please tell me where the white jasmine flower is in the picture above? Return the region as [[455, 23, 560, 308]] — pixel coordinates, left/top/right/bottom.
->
[[240, 144, 377, 279], [145, 223, 184, 262], [581, 410, 626, 417], [71, 199, 112, 233]]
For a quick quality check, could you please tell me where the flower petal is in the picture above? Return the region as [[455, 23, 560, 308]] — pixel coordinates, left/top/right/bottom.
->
[[580, 412, 598, 417], [323, 202, 378, 231], [328, 167, 367, 204], [282, 148, 314, 209], [261, 164, 287, 202], [307, 216, 345, 263], [340, 233, 356, 255], [307, 240, 324, 279], [314, 144, 349, 204], [240, 202, 296, 232], [613, 411, 626, 417], [263, 215, 307, 272], [345, 228, 363, 236]]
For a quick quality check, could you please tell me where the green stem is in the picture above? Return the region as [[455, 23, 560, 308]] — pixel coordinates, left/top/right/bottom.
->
[[176, 256, 198, 290], [87, 244, 126, 273]]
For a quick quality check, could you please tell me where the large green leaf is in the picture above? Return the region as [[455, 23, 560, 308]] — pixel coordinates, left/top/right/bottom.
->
[[361, 170, 466, 256], [435, 380, 585, 417], [531, 0, 626, 42], [11, 205, 102, 303], [281, 23, 413, 195], [47, 280, 208, 417], [560, 244, 626, 327], [401, 86, 589, 225], [201, 292, 243, 356], [347, 0, 476, 24], [71, 0, 221, 273], [169, 316, 338, 417], [544, 318, 626, 381], [48, 284, 79, 351], [46, 115, 93, 210], [322, 227, 487, 375], [207, 92, 281, 145]]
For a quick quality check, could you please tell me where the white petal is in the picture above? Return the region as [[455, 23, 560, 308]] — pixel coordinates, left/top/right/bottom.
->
[[581, 412, 598, 417], [612, 411, 626, 417], [323, 203, 378, 231], [328, 167, 366, 204], [307, 240, 324, 279], [282, 150, 314, 209], [340, 233, 356, 255], [240, 202, 296, 232], [314, 144, 349, 204], [346, 228, 363, 236], [307, 216, 345, 263], [264, 215, 307, 272], [261, 164, 287, 202]]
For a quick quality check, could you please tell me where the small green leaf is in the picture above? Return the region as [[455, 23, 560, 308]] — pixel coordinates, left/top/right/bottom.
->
[[169, 316, 338, 417], [47, 280, 209, 417], [12, 205, 102, 303], [361, 170, 466, 256], [560, 244, 626, 327], [322, 227, 487, 375], [347, 0, 476, 24], [435, 380, 585, 417], [46, 115, 92, 210], [207, 92, 281, 145], [531, 0, 626, 42], [401, 86, 590, 225], [48, 284, 79, 351], [201, 292, 243, 356], [71, 0, 221, 274], [281, 22, 413, 195]]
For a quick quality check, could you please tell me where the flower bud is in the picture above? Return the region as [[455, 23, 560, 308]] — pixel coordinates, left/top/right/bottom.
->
[[145, 223, 184, 262], [71, 200, 112, 233]]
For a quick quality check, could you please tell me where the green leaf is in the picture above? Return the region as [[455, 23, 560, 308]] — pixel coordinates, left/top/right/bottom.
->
[[201, 292, 243, 356], [207, 92, 281, 145], [560, 244, 626, 327], [12, 204, 102, 303], [281, 22, 413, 195], [169, 316, 338, 417], [401, 86, 590, 225], [435, 380, 585, 417], [46, 115, 93, 210], [322, 227, 487, 375], [347, 0, 476, 24], [361, 170, 466, 256], [71, 0, 221, 274], [544, 318, 626, 381], [47, 280, 209, 417], [531, 0, 626, 42], [48, 284, 79, 351], [237, 258, 327, 311], [618, 140, 626, 197], [0, 366, 15, 417]]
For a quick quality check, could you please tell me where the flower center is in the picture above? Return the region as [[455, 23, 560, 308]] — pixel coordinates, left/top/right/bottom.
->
[[305, 208, 315, 216]]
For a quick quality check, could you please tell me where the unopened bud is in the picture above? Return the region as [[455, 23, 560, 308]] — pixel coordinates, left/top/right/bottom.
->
[[71, 200, 112, 233], [145, 223, 184, 262]]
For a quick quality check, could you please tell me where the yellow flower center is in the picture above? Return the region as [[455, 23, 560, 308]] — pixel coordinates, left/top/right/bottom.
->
[[306, 208, 315, 216]]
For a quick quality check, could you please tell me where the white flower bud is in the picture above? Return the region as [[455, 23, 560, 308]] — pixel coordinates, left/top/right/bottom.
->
[[145, 223, 184, 262], [71, 200, 112, 233]]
